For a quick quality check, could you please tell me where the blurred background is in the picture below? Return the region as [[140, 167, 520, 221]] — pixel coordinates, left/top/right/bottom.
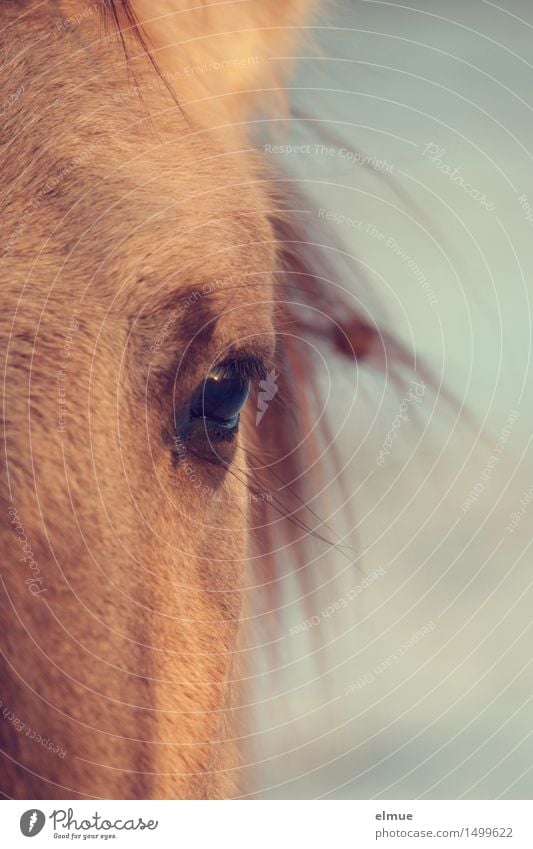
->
[[244, 0, 533, 799]]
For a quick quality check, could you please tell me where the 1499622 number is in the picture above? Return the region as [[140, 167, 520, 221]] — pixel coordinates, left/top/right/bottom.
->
[[467, 828, 513, 838]]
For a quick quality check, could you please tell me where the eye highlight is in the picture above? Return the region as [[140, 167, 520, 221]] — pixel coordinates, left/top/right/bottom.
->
[[189, 363, 251, 431]]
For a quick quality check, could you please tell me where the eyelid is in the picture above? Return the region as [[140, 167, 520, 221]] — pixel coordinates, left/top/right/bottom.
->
[[211, 354, 268, 382]]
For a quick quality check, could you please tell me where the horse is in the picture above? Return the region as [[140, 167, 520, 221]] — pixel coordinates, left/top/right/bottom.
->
[[0, 0, 379, 799]]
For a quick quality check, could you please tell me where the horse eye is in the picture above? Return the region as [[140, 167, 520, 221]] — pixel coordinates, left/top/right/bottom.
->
[[190, 364, 250, 430]]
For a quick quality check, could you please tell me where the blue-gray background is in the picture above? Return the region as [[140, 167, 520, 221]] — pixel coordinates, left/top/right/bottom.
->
[[243, 0, 533, 799]]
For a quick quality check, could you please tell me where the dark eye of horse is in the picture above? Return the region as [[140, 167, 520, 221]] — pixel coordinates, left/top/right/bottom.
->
[[190, 364, 250, 430]]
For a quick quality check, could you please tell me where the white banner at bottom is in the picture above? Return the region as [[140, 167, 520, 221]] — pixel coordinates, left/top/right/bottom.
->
[[2, 800, 532, 848]]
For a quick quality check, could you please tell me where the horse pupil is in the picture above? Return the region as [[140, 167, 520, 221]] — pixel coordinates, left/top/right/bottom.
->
[[190, 367, 250, 426]]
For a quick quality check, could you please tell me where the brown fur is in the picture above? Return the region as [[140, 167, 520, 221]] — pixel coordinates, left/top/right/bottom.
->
[[0, 0, 377, 799]]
